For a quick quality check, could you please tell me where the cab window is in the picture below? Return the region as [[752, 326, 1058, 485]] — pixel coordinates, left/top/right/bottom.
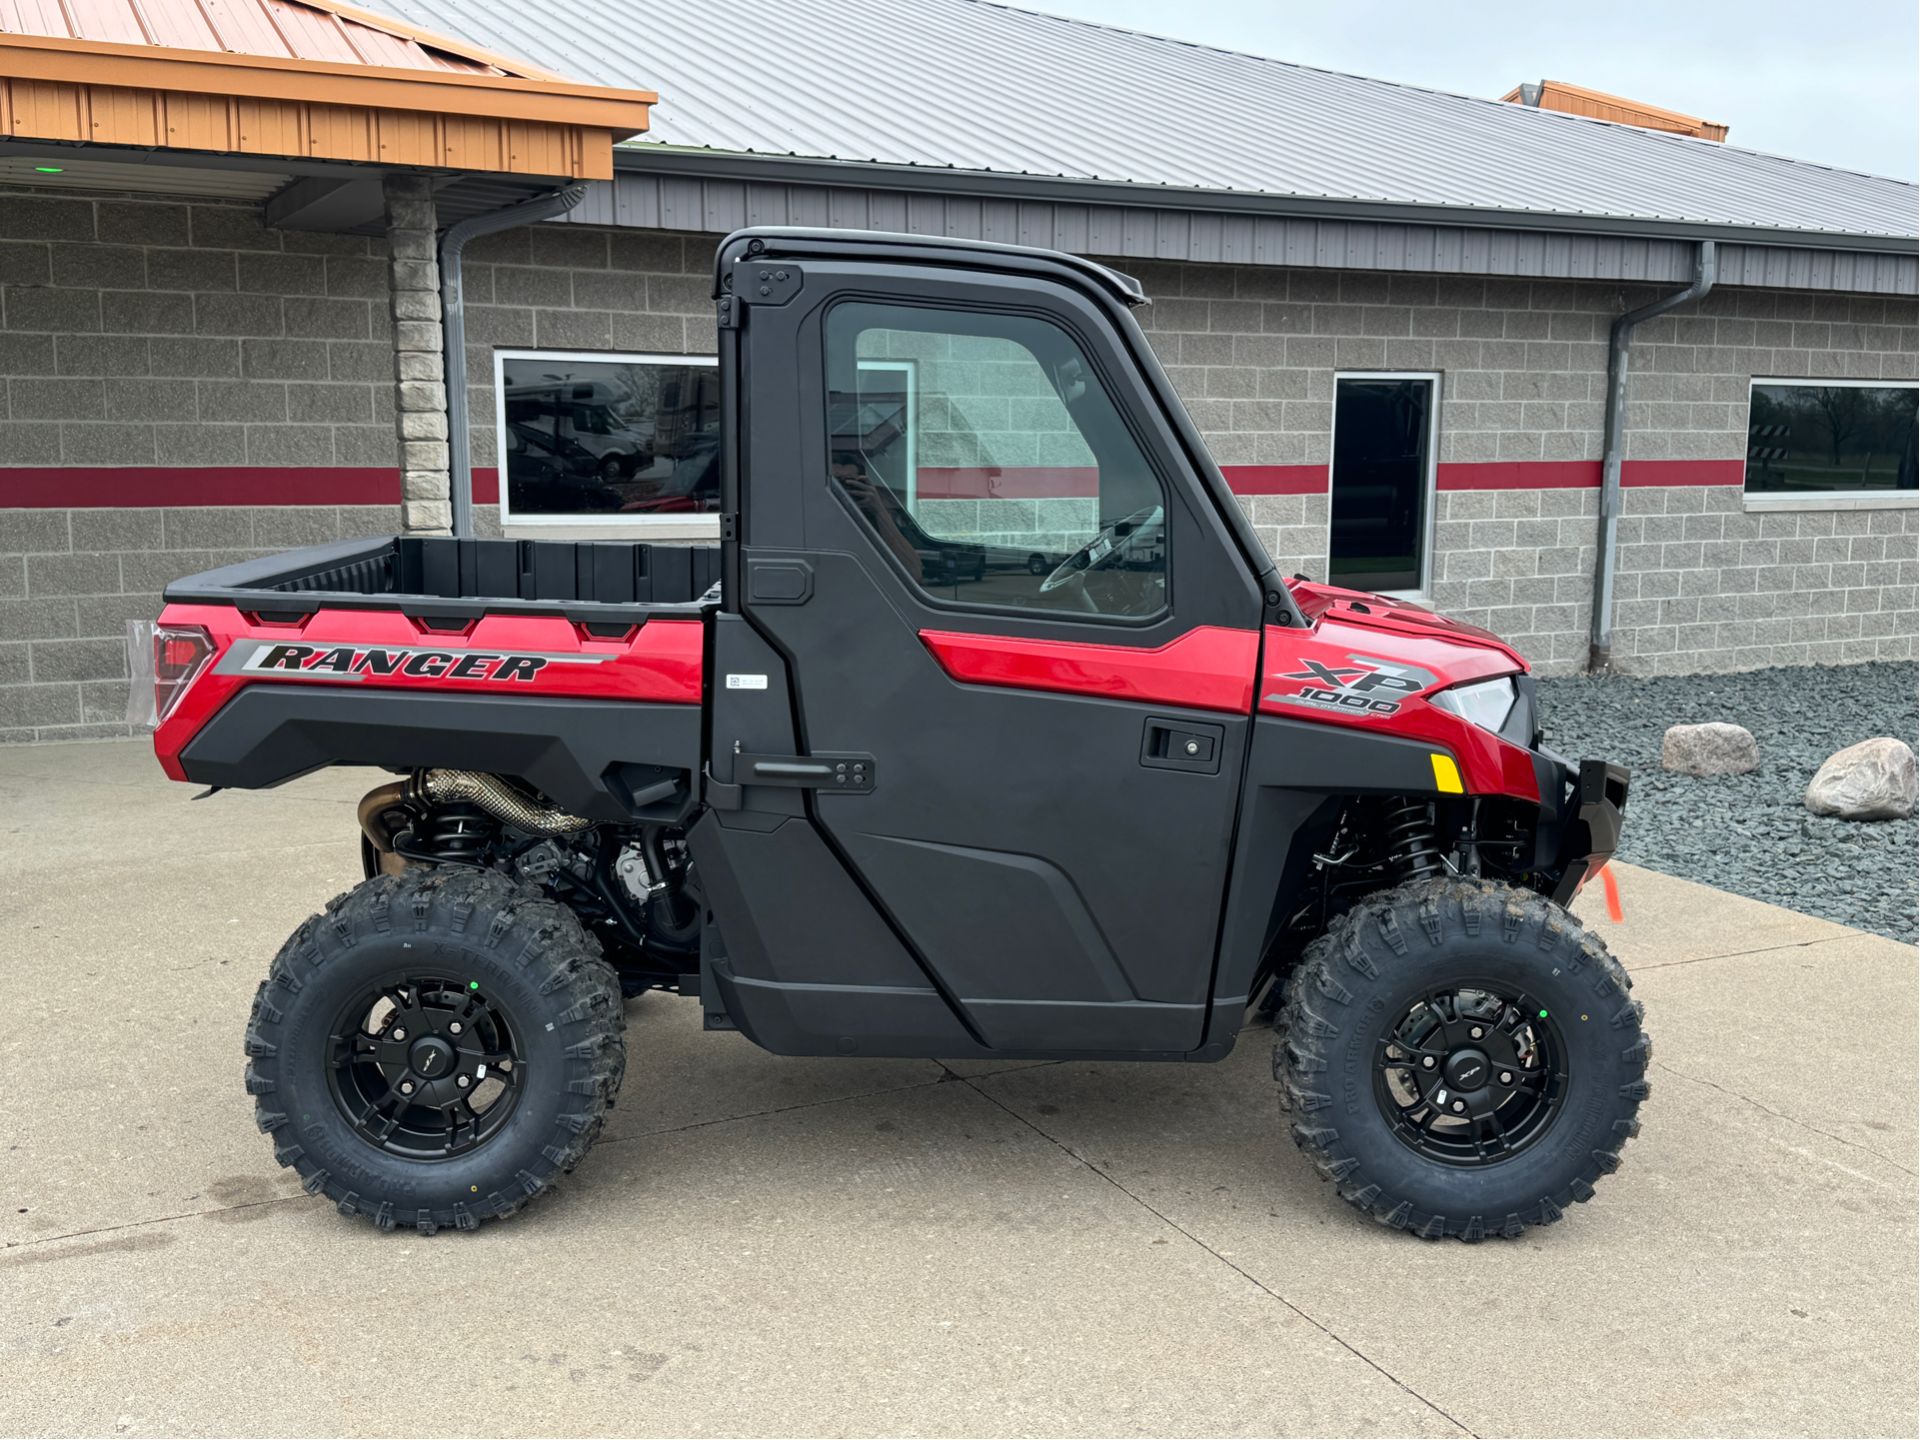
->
[[825, 302, 1167, 619]]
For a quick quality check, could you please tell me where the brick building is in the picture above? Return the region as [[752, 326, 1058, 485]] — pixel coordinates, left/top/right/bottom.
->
[[1, 0, 1915, 741]]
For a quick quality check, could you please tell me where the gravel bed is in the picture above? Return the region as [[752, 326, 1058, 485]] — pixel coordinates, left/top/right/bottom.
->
[[1535, 662, 1918, 945]]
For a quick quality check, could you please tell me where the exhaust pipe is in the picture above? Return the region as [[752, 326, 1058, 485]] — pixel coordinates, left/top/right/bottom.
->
[[411, 770, 592, 835], [357, 771, 592, 874], [357, 780, 413, 877]]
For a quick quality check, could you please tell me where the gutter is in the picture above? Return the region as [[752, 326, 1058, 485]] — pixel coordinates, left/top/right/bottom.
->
[[440, 186, 586, 538], [1587, 240, 1717, 673]]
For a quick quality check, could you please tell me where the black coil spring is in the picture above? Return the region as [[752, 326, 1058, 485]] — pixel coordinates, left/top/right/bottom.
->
[[1383, 799, 1444, 882], [413, 802, 496, 864]]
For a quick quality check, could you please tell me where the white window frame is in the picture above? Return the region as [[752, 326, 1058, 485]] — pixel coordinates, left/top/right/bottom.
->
[[1743, 376, 1919, 512], [493, 348, 720, 533], [1327, 371, 1443, 600], [855, 358, 918, 512]]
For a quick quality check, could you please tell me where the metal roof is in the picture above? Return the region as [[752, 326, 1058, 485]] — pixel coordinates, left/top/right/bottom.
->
[[368, 0, 1916, 246], [0, 0, 530, 75]]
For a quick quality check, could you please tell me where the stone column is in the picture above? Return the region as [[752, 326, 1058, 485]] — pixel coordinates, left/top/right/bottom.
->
[[382, 174, 449, 533]]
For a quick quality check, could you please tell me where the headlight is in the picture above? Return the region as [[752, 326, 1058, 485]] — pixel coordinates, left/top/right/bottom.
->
[[1429, 676, 1518, 734]]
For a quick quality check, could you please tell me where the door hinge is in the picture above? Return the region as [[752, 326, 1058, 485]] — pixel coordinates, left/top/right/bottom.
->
[[720, 513, 738, 542], [731, 261, 804, 307]]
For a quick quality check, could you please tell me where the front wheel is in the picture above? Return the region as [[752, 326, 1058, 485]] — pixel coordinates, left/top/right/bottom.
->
[[244, 868, 626, 1233], [1276, 878, 1649, 1240]]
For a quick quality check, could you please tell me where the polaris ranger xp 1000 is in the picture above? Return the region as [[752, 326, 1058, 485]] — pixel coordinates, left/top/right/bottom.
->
[[136, 229, 1641, 1241]]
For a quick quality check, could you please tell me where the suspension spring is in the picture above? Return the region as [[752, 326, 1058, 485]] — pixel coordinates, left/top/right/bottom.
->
[[1382, 799, 1444, 882], [410, 802, 497, 864]]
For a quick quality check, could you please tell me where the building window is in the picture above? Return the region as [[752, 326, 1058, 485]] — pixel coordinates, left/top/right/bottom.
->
[[1329, 374, 1439, 595], [1746, 380, 1918, 499], [825, 300, 1168, 619], [494, 350, 720, 524]]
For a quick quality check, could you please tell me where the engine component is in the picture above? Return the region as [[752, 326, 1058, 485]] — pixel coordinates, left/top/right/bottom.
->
[[515, 839, 569, 884], [614, 842, 663, 905]]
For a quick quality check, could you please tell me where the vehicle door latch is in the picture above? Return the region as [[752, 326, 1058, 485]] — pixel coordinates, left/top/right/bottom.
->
[[709, 744, 876, 808], [1140, 717, 1224, 775]]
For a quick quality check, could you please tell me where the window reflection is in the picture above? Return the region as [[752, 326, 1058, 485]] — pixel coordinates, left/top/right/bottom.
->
[[498, 353, 722, 519]]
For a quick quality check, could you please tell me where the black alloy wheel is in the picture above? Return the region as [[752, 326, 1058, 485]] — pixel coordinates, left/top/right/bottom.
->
[[1276, 877, 1650, 1240], [327, 975, 525, 1161], [1374, 984, 1567, 1166], [247, 867, 625, 1233]]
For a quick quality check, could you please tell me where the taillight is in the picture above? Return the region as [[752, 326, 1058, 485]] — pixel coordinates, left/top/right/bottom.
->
[[126, 620, 214, 729]]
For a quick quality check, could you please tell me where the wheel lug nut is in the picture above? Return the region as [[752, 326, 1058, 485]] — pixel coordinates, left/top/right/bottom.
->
[[449, 1022, 463, 1035], [1451, 1099, 1466, 1113], [1469, 1026, 1483, 1039], [392, 1027, 407, 1041], [456, 1075, 470, 1089], [399, 1080, 415, 1095], [1500, 1071, 1513, 1085], [1421, 1056, 1436, 1069]]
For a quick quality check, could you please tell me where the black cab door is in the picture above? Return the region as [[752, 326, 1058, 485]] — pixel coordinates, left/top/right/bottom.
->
[[709, 232, 1271, 1056]]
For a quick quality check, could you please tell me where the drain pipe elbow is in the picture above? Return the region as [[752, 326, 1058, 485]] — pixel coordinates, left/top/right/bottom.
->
[[1588, 240, 1717, 673], [439, 185, 588, 538]]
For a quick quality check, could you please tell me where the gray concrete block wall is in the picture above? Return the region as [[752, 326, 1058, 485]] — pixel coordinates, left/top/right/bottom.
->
[[457, 227, 716, 479], [0, 188, 400, 472], [1428, 488, 1601, 673], [1129, 261, 1917, 471], [1126, 257, 1916, 675], [1607, 488, 1917, 673], [0, 504, 398, 742]]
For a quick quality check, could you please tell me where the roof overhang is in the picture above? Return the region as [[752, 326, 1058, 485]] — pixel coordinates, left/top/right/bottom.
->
[[614, 145, 1920, 258], [0, 29, 656, 181]]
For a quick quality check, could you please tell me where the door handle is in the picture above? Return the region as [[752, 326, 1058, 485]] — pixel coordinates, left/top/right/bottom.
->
[[735, 749, 876, 793], [1140, 717, 1224, 775]]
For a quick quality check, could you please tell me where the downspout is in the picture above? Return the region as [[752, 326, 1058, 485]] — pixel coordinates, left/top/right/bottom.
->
[[440, 185, 587, 538], [1588, 239, 1717, 672]]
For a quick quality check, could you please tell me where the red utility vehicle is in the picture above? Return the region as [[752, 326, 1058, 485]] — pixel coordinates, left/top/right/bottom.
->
[[137, 229, 1642, 1240]]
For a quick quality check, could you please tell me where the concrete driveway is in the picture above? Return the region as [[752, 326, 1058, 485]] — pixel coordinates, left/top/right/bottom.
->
[[1, 741, 1914, 1438]]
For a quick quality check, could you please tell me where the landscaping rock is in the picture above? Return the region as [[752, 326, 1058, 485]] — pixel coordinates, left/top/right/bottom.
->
[[1805, 738, 1918, 821], [1537, 662, 1918, 945], [1661, 722, 1759, 776]]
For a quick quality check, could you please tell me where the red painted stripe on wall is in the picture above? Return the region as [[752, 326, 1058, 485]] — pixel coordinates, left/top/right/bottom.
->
[[1436, 459, 1745, 491], [0, 466, 503, 509], [1223, 465, 1329, 496], [1621, 459, 1746, 488], [914, 466, 1097, 500], [1436, 461, 1602, 491], [2, 458, 1741, 509], [0, 467, 402, 508], [910, 464, 1330, 499]]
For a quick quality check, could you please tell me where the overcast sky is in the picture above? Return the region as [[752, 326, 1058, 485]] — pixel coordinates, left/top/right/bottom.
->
[[1015, 0, 1920, 181]]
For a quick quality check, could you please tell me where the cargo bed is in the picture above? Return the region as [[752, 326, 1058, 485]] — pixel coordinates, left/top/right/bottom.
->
[[164, 535, 724, 624]]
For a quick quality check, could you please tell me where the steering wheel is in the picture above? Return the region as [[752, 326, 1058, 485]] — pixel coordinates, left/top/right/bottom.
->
[[1038, 504, 1165, 595]]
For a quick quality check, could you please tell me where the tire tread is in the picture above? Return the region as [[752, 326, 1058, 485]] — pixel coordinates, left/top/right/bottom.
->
[[243, 867, 625, 1234], [1274, 877, 1647, 1242]]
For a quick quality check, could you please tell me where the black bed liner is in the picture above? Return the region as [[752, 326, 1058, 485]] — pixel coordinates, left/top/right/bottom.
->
[[164, 535, 723, 624]]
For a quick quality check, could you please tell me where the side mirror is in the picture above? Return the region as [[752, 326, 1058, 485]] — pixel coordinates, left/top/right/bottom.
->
[[1056, 357, 1087, 405]]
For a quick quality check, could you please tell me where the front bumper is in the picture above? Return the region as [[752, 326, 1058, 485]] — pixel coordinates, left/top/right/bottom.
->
[[1541, 754, 1630, 905]]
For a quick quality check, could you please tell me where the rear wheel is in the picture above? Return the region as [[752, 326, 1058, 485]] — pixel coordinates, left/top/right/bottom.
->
[[244, 867, 625, 1233], [1275, 877, 1649, 1240]]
